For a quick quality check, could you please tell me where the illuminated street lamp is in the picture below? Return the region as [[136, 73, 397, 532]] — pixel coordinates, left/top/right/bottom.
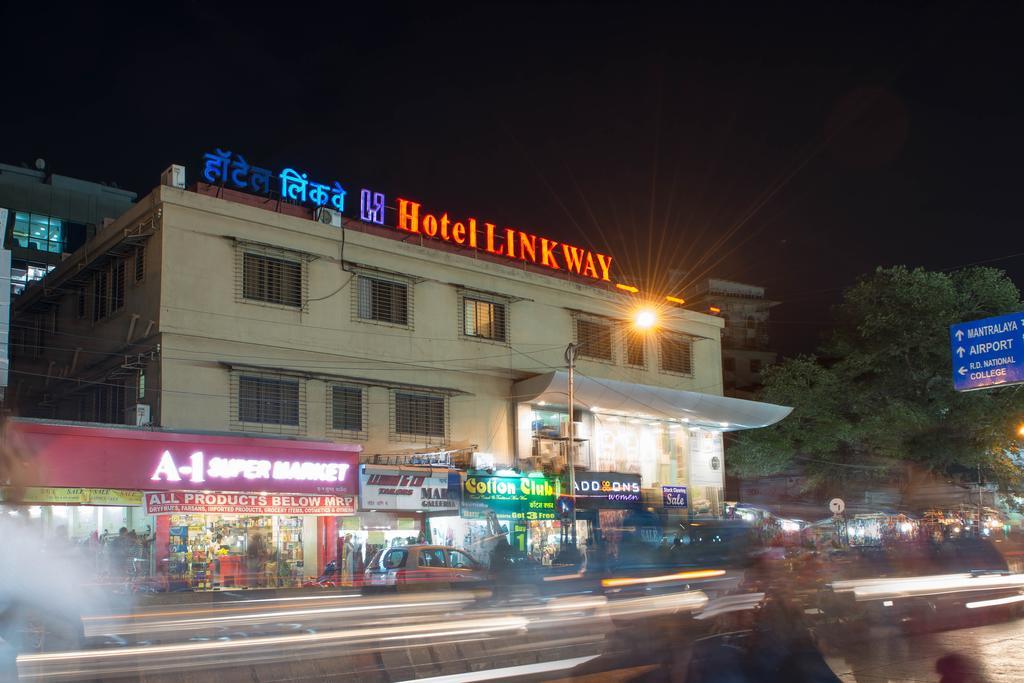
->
[[561, 306, 660, 560], [1017, 424, 1024, 437], [634, 308, 658, 330]]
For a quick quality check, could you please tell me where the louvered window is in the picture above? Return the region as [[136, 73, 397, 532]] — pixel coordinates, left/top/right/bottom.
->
[[575, 317, 613, 361], [93, 381, 127, 424], [76, 287, 86, 319], [110, 257, 126, 312], [659, 334, 694, 376], [243, 253, 302, 307], [625, 330, 646, 367], [330, 385, 366, 436], [91, 258, 125, 321], [357, 275, 409, 325], [238, 375, 300, 426], [393, 391, 447, 442], [463, 297, 507, 342], [135, 245, 146, 282]]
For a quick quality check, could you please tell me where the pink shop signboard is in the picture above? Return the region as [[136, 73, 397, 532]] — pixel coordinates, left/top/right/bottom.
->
[[7, 421, 361, 496]]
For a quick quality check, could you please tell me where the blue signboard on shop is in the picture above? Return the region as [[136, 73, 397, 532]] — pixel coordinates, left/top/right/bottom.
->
[[950, 312, 1024, 391]]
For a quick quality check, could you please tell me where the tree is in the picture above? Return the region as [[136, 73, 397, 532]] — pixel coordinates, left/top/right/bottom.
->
[[729, 266, 1024, 499]]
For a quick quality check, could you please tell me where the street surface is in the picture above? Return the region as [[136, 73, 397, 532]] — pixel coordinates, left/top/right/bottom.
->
[[822, 618, 1024, 682]]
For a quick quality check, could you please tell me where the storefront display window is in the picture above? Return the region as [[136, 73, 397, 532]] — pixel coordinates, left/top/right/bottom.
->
[[590, 416, 687, 487], [164, 513, 315, 589]]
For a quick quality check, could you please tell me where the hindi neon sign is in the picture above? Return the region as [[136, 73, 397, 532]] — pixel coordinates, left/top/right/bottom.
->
[[200, 149, 614, 281]]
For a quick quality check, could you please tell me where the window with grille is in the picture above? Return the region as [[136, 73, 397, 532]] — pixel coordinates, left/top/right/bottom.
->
[[243, 252, 302, 307], [93, 381, 127, 424], [575, 317, 613, 361], [330, 384, 366, 437], [135, 245, 146, 282], [91, 258, 125, 321], [76, 288, 86, 319], [624, 329, 646, 367], [462, 297, 507, 342], [238, 375, 301, 426], [111, 258, 125, 312], [92, 269, 108, 321], [357, 275, 409, 326], [659, 334, 694, 376], [393, 391, 447, 442]]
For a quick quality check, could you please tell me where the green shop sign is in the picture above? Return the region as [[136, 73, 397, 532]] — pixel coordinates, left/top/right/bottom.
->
[[462, 474, 561, 521]]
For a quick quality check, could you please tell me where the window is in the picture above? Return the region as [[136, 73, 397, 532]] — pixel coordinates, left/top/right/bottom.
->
[[13, 212, 64, 253], [110, 257, 126, 312], [357, 275, 409, 325], [625, 330, 646, 367], [449, 550, 477, 569], [749, 359, 763, 374], [393, 391, 447, 442], [462, 297, 507, 342], [134, 245, 146, 282], [330, 384, 365, 436], [10, 263, 53, 296], [238, 375, 300, 426], [659, 334, 694, 376], [92, 268, 108, 322], [382, 549, 408, 570], [723, 357, 736, 372], [417, 548, 448, 568], [92, 381, 127, 424], [76, 287, 86, 319], [90, 258, 125, 322], [575, 316, 613, 361], [243, 252, 302, 307]]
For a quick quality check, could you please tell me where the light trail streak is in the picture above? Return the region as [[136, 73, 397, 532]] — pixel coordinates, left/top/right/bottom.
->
[[601, 569, 725, 588], [400, 654, 601, 682], [965, 594, 1024, 609]]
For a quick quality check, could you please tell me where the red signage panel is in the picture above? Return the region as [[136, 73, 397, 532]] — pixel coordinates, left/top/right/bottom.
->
[[144, 491, 356, 516], [7, 422, 361, 496]]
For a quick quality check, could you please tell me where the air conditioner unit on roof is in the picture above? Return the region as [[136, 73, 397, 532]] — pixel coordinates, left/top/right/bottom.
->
[[161, 164, 186, 189], [314, 206, 343, 228]]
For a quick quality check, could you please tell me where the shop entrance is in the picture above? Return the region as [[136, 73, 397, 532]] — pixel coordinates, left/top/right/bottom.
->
[[164, 513, 316, 590]]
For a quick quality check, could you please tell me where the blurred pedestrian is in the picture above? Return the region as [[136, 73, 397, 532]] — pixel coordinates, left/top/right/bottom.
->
[[936, 653, 988, 683]]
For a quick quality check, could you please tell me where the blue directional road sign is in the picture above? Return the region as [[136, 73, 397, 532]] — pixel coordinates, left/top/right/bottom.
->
[[950, 312, 1024, 391], [556, 495, 574, 517]]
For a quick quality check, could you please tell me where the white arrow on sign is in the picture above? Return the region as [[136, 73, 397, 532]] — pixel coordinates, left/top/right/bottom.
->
[[955, 329, 964, 341], [958, 367, 968, 376], [957, 347, 965, 358]]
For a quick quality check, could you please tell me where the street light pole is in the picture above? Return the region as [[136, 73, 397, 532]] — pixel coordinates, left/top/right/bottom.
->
[[565, 342, 578, 549]]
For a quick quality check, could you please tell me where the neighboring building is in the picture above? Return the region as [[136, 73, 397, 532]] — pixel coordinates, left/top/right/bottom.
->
[[684, 278, 779, 398], [0, 161, 137, 295], [5, 156, 788, 588], [0, 161, 136, 400]]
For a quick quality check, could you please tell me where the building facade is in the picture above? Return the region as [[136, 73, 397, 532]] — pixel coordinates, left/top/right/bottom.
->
[[0, 161, 137, 295], [685, 278, 779, 398], [4, 156, 788, 587]]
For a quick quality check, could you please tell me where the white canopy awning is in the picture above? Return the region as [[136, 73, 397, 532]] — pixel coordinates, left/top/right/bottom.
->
[[511, 371, 791, 431]]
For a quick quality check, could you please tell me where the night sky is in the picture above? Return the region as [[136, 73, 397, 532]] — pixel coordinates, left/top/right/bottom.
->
[[4, 2, 1023, 356]]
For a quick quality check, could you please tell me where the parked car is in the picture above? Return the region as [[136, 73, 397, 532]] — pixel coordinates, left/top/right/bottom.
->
[[362, 545, 488, 592]]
